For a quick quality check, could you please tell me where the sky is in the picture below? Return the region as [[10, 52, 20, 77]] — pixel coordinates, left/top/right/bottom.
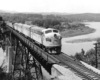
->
[[0, 0, 100, 13]]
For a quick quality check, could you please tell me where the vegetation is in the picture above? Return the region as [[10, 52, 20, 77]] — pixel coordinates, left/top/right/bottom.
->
[[73, 39, 100, 69], [0, 13, 95, 38], [61, 23, 95, 38], [0, 16, 3, 21], [73, 48, 96, 66], [71, 49, 94, 68], [59, 13, 100, 21]]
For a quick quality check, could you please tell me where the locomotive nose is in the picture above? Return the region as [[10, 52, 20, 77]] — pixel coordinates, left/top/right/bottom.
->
[[54, 34, 62, 40], [54, 34, 57, 37]]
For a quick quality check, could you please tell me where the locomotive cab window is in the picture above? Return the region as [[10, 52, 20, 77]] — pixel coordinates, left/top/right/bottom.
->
[[41, 32, 44, 35], [45, 30, 52, 34], [53, 30, 58, 33]]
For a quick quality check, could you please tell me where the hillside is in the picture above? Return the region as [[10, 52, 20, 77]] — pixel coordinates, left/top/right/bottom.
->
[[60, 13, 100, 21]]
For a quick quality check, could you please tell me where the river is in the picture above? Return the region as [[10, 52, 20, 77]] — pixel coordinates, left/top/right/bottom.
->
[[62, 22, 100, 55]]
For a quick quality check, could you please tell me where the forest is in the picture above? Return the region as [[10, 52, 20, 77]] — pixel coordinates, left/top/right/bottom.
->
[[0, 12, 95, 35]]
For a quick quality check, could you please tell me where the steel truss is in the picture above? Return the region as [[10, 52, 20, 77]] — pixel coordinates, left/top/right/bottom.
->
[[12, 36, 43, 80]]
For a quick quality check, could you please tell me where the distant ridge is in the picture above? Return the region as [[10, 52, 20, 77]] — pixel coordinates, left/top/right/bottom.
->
[[0, 10, 100, 15], [0, 10, 100, 21], [0, 10, 74, 15]]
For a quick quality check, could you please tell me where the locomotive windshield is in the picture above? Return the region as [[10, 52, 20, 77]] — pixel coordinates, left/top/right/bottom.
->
[[53, 30, 58, 33], [45, 29, 58, 34], [45, 30, 52, 34]]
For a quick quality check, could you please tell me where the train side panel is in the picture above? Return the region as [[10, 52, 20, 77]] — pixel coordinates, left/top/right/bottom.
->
[[17, 23, 22, 32], [22, 24, 31, 37], [31, 32, 42, 43], [30, 26, 44, 44], [20, 24, 24, 33], [14, 23, 18, 31]]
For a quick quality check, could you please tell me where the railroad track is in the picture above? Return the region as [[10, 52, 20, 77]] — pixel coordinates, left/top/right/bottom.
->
[[53, 52, 100, 80], [28, 36, 100, 80]]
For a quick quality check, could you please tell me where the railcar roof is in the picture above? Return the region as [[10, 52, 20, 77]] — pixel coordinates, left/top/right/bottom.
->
[[22, 24, 32, 28], [14, 23, 24, 26], [42, 28, 57, 32], [31, 26, 45, 31], [14, 23, 22, 25]]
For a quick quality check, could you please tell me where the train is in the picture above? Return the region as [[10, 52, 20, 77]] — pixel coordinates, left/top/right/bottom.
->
[[6, 21, 62, 54]]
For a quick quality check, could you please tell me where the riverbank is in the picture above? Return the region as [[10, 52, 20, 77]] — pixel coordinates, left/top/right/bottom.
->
[[66, 38, 99, 43], [61, 25, 95, 38]]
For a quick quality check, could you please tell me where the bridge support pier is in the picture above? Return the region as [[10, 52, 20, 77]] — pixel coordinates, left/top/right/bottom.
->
[[12, 40, 43, 80], [3, 45, 14, 73], [6, 46, 13, 73]]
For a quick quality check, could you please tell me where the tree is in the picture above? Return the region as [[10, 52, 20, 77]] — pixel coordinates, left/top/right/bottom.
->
[[0, 16, 3, 21], [74, 53, 83, 60], [81, 48, 85, 55]]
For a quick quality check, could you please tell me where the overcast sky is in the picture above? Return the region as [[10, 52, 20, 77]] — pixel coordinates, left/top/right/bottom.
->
[[0, 0, 100, 13]]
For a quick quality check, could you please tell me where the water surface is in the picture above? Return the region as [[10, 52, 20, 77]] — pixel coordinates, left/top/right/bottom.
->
[[62, 22, 100, 55]]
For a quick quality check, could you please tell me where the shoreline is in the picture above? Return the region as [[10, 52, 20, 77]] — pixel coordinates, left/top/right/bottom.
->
[[66, 38, 98, 43], [61, 26, 96, 38]]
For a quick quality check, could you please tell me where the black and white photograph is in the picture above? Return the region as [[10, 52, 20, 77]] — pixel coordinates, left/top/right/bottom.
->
[[0, 0, 100, 80]]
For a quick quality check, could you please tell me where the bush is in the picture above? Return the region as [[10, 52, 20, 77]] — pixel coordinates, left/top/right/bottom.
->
[[74, 53, 83, 60]]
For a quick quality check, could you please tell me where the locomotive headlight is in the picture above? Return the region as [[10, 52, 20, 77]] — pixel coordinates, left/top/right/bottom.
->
[[58, 36, 62, 40], [46, 38, 51, 42], [59, 36, 62, 40]]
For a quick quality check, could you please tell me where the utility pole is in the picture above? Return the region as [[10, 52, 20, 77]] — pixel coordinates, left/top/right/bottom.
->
[[94, 43, 98, 68]]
